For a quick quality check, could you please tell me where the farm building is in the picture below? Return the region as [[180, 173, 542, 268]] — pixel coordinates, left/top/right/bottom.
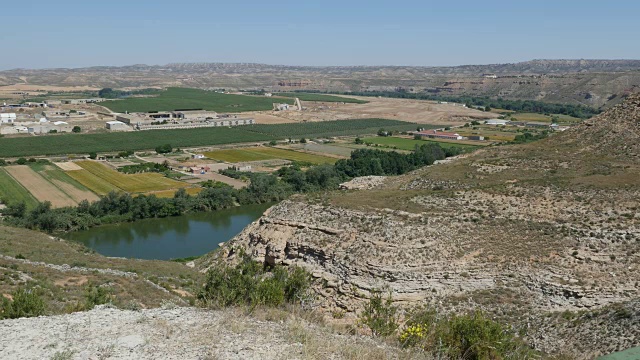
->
[[526, 122, 550, 129], [233, 165, 252, 171], [62, 98, 105, 105], [105, 121, 130, 131], [26, 122, 72, 134], [174, 110, 219, 121], [192, 154, 205, 159], [468, 135, 485, 141], [0, 113, 16, 123], [44, 100, 62, 106], [189, 166, 211, 174], [115, 114, 133, 124], [0, 125, 29, 134], [416, 130, 463, 141], [485, 119, 510, 126]]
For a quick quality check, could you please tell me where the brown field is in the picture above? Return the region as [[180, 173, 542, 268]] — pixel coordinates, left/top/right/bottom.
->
[[54, 162, 83, 171], [262, 96, 495, 126], [51, 178, 99, 203], [5, 166, 78, 207]]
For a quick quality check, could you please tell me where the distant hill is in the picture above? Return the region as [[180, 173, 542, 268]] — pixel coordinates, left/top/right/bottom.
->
[[2, 60, 640, 107]]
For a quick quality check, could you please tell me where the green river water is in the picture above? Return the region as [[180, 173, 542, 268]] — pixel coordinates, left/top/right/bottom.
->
[[64, 203, 271, 260]]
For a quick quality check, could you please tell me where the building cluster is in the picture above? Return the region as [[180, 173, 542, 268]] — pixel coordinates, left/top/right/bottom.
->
[[484, 119, 568, 131], [415, 130, 464, 141], [104, 110, 255, 131], [0, 113, 71, 134]]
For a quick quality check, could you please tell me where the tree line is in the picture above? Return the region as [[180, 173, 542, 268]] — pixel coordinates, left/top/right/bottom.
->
[[1, 143, 460, 233]]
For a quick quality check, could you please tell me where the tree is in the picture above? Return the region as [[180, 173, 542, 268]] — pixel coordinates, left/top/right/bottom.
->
[[88, 152, 97, 160], [377, 128, 387, 137], [354, 137, 363, 144], [72, 126, 81, 133], [485, 106, 492, 112], [155, 144, 173, 154], [15, 158, 27, 165], [299, 138, 307, 144]]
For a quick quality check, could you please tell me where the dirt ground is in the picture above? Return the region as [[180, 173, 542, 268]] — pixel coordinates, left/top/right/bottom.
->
[[0, 84, 100, 100], [257, 96, 495, 125], [54, 162, 83, 171], [4, 165, 96, 207]]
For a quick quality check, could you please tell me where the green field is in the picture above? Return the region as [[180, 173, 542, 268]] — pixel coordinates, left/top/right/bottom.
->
[[0, 119, 427, 157], [362, 137, 480, 151], [204, 147, 338, 164], [98, 87, 293, 113], [0, 168, 38, 207], [67, 161, 189, 195], [275, 92, 368, 104]]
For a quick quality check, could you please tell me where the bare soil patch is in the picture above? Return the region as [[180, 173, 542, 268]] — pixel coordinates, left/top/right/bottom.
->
[[54, 275, 89, 287], [4, 166, 77, 207], [264, 96, 495, 125], [54, 162, 83, 171]]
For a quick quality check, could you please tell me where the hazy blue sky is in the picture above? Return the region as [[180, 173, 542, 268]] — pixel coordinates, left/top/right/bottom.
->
[[1, 0, 638, 69]]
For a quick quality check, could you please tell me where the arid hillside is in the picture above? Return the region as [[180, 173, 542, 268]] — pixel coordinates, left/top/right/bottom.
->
[[201, 94, 640, 358], [2, 60, 640, 108]]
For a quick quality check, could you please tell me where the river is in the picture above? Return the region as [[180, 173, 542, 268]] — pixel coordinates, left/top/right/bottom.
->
[[64, 203, 271, 260]]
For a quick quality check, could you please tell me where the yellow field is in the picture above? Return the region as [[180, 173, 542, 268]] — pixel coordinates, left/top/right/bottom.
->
[[204, 147, 338, 164], [66, 161, 189, 195]]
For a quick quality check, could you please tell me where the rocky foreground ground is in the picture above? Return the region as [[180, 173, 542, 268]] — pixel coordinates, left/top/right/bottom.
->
[[0, 305, 415, 360]]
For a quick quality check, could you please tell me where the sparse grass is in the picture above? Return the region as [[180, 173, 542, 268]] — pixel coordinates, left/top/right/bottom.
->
[[204, 147, 338, 164]]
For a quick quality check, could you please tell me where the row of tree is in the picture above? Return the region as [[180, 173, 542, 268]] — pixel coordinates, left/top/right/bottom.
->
[[2, 143, 461, 233]]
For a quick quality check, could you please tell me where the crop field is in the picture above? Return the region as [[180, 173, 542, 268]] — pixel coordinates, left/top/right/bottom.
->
[[288, 143, 355, 158], [0, 119, 430, 158], [362, 137, 481, 151], [274, 92, 367, 104], [243, 119, 429, 138], [67, 161, 189, 195], [98, 87, 293, 113], [0, 127, 274, 157], [4, 165, 80, 208], [204, 147, 338, 164], [31, 163, 100, 203], [0, 168, 38, 208]]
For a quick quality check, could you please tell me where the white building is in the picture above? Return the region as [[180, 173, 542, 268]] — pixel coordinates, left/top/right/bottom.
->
[[0, 113, 16, 124], [485, 119, 510, 126], [105, 121, 130, 131]]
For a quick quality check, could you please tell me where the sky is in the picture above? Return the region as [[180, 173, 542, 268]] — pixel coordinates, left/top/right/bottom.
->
[[1, 0, 639, 70]]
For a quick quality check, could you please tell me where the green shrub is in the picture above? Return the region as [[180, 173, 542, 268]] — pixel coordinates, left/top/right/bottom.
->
[[360, 291, 398, 337], [0, 288, 46, 319], [85, 283, 113, 309], [198, 256, 311, 309], [399, 308, 537, 360]]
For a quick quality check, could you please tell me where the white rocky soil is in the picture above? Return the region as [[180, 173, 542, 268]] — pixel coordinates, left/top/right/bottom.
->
[[0, 305, 407, 360]]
